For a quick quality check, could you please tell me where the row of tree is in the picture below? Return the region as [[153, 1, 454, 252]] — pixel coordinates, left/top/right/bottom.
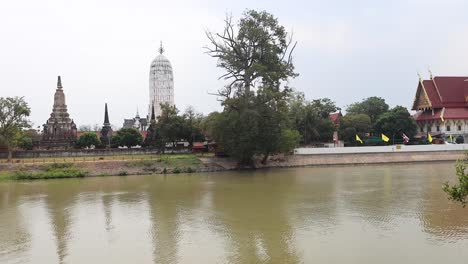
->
[[340, 96, 417, 145]]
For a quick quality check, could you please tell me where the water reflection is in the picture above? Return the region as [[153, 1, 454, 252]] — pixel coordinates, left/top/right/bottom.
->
[[211, 170, 300, 263], [0, 163, 467, 264]]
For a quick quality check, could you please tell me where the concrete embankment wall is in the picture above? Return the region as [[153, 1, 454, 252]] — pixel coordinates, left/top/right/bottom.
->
[[284, 151, 463, 167], [287, 145, 467, 167], [294, 144, 468, 155]]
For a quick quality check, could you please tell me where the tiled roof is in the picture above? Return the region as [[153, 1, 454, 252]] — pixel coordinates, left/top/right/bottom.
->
[[329, 112, 342, 125], [417, 77, 468, 109], [414, 107, 468, 121]]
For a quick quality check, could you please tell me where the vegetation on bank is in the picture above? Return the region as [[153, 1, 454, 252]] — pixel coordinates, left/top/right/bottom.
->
[[0, 154, 206, 180], [1, 163, 87, 180], [444, 153, 468, 207], [0, 97, 31, 161], [127, 154, 201, 173]]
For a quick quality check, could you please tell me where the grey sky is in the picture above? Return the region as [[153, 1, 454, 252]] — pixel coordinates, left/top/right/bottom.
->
[[1, 0, 467, 128]]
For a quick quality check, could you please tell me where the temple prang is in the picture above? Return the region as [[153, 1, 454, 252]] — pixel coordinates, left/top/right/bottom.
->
[[39, 76, 77, 149]]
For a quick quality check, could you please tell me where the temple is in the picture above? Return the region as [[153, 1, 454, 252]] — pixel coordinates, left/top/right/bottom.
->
[[412, 74, 468, 142], [40, 76, 77, 149], [122, 109, 148, 131], [148, 41, 174, 119]]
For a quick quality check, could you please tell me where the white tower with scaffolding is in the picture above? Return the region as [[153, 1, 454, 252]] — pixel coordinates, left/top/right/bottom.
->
[[148, 42, 174, 119]]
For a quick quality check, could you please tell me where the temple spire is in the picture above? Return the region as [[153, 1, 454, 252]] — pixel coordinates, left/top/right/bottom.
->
[[57, 76, 62, 89], [428, 67, 433, 79], [104, 103, 110, 126], [159, 41, 164, 54]]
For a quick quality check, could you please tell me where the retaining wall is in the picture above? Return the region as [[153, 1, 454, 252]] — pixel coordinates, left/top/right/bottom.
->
[[294, 144, 468, 155], [285, 150, 464, 167]]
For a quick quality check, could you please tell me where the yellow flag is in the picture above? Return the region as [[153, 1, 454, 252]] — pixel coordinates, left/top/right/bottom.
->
[[450, 134, 453, 142], [428, 133, 433, 143], [356, 134, 363, 144], [381, 133, 390, 142]]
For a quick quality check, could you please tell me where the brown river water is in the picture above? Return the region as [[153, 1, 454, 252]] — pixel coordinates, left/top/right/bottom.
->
[[0, 162, 467, 264]]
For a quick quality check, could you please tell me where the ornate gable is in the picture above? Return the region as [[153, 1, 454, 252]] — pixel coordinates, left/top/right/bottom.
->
[[412, 81, 432, 110]]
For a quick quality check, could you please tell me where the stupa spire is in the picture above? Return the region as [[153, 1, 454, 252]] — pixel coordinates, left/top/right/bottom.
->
[[159, 41, 164, 54], [57, 76, 62, 89], [104, 103, 110, 126]]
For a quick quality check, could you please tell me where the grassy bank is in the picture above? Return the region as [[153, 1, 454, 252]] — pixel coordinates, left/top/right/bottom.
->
[[0, 153, 213, 164], [0, 154, 218, 181], [1, 163, 88, 180]]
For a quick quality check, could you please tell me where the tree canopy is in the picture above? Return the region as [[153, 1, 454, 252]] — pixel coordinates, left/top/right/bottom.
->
[[0, 97, 31, 160], [113, 128, 143, 148], [76, 132, 101, 149], [288, 94, 338, 144], [346, 97, 389, 125], [373, 106, 417, 139]]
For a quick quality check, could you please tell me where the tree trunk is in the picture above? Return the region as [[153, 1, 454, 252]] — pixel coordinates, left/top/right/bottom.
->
[[7, 145, 12, 162], [261, 152, 270, 165]]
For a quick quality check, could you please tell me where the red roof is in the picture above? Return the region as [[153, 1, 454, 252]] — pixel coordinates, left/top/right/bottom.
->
[[414, 107, 468, 122], [415, 76, 468, 109], [329, 112, 342, 125]]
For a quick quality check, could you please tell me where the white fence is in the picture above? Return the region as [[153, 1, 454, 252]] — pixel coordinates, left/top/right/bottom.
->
[[294, 144, 468, 155]]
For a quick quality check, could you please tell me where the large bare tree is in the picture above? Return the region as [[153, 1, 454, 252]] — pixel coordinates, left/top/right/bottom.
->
[[205, 10, 298, 101]]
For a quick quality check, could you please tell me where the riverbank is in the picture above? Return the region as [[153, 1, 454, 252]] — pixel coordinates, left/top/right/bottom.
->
[[0, 149, 464, 180], [0, 154, 226, 180]]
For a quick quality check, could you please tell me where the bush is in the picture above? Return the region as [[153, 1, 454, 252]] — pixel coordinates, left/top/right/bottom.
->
[[12, 168, 87, 180], [118, 170, 128, 176], [172, 167, 180, 173], [76, 132, 101, 149], [18, 136, 33, 150]]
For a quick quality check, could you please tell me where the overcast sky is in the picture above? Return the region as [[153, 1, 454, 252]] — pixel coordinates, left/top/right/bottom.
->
[[1, 0, 467, 129]]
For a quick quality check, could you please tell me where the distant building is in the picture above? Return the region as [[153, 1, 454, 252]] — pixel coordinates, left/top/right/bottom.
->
[[148, 42, 174, 119], [123, 110, 147, 131], [39, 76, 77, 149], [412, 74, 468, 142], [329, 111, 342, 127]]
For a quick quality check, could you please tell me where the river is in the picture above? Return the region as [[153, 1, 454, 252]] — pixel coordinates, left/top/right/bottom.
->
[[0, 162, 467, 263]]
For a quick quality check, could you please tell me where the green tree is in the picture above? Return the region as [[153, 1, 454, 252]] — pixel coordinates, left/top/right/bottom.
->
[[156, 103, 186, 151], [373, 106, 417, 142], [206, 10, 298, 165], [279, 129, 301, 153], [341, 114, 372, 132], [443, 157, 468, 207], [183, 106, 205, 147], [18, 136, 33, 150], [339, 114, 371, 144], [287, 93, 338, 144], [200, 111, 222, 141], [0, 97, 31, 161], [115, 128, 143, 148], [110, 135, 122, 148], [76, 132, 101, 148], [346, 97, 389, 125]]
